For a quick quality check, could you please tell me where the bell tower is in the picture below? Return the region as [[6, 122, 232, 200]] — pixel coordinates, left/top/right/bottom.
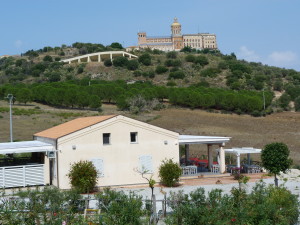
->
[[171, 18, 183, 50], [171, 17, 181, 37]]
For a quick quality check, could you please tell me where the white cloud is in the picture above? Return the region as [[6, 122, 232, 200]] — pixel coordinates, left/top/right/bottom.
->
[[237, 46, 260, 62], [266, 51, 298, 68], [14, 40, 23, 48]]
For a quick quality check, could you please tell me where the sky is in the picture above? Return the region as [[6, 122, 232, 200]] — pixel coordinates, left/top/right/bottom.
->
[[1, 0, 300, 71]]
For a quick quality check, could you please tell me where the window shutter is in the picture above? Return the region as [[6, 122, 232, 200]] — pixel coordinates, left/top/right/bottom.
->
[[91, 158, 104, 177], [139, 155, 153, 173]]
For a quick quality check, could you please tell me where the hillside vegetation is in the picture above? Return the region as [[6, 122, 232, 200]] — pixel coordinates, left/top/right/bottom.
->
[[1, 42, 300, 114]]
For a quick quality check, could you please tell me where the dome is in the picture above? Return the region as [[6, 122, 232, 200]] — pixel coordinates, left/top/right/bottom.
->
[[171, 17, 181, 26]]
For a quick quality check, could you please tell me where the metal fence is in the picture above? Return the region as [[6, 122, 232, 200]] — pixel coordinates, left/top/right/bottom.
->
[[0, 164, 44, 188]]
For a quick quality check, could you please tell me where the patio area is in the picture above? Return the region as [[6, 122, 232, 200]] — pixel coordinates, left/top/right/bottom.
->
[[179, 135, 263, 177]]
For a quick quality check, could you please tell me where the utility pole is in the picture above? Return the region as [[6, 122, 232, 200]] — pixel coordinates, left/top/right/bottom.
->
[[6, 94, 14, 142]]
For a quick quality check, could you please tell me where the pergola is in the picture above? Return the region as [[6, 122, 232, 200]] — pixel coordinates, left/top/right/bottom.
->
[[179, 135, 231, 173], [219, 147, 262, 168], [0, 141, 54, 154], [0, 141, 54, 188]]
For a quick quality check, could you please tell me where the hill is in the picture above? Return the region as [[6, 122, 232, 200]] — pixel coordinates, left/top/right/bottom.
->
[[0, 101, 300, 166], [0, 42, 300, 115]]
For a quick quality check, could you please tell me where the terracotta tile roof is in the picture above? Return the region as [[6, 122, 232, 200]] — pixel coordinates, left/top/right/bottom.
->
[[34, 115, 116, 139]]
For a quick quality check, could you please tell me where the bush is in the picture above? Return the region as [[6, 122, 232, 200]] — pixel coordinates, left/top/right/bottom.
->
[[133, 70, 142, 77], [194, 55, 209, 66], [155, 65, 168, 74], [104, 59, 112, 67], [95, 188, 143, 225], [159, 159, 182, 187], [185, 54, 195, 62], [295, 96, 300, 111], [126, 60, 139, 70], [168, 71, 185, 79], [67, 160, 98, 193], [113, 56, 128, 67], [43, 55, 53, 62], [279, 93, 291, 110], [138, 53, 151, 66], [200, 67, 220, 78], [166, 51, 177, 59], [166, 182, 299, 224]]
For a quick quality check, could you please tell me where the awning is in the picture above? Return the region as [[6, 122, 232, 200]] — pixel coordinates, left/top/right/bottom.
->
[[223, 147, 261, 155], [179, 135, 231, 145], [218, 147, 262, 167], [0, 141, 54, 155]]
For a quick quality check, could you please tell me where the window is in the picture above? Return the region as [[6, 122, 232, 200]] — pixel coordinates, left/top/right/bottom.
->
[[139, 155, 153, 173], [130, 132, 138, 143], [103, 133, 110, 145], [91, 158, 104, 177]]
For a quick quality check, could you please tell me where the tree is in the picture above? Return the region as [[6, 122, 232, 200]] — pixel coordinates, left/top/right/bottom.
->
[[43, 55, 53, 62], [110, 42, 123, 49], [67, 160, 98, 193], [16, 88, 32, 105], [89, 95, 102, 109], [261, 142, 292, 186], [158, 158, 182, 187]]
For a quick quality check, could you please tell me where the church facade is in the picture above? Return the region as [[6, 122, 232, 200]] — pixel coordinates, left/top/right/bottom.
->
[[137, 18, 217, 51]]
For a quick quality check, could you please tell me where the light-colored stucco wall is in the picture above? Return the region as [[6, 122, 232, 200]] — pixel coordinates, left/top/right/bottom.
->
[[34, 136, 56, 186], [54, 116, 179, 189]]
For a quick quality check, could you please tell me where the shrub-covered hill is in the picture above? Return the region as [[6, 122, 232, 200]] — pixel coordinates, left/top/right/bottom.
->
[[0, 42, 300, 113]]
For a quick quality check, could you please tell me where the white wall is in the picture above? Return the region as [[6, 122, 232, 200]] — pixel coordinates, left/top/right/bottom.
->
[[55, 116, 179, 189]]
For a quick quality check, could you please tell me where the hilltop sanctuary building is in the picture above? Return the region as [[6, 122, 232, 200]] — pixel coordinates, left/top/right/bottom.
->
[[137, 18, 218, 51]]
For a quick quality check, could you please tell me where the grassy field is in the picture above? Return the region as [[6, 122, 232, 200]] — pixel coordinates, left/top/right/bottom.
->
[[1, 100, 300, 165]]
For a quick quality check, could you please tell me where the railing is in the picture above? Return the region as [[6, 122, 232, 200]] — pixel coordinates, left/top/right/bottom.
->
[[0, 164, 44, 188]]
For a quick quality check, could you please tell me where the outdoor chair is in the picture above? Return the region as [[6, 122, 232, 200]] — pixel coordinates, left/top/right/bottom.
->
[[211, 164, 220, 173]]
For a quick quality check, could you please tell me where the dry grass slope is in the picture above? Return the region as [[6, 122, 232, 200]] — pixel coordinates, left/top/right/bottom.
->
[[1, 100, 300, 165]]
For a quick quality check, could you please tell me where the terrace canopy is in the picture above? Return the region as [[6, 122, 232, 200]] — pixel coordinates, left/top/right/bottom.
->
[[220, 147, 262, 167], [179, 135, 231, 173], [0, 141, 54, 155]]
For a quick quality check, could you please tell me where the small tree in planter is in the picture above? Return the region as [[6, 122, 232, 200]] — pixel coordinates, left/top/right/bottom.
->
[[261, 142, 292, 187], [67, 160, 98, 193], [159, 159, 182, 187]]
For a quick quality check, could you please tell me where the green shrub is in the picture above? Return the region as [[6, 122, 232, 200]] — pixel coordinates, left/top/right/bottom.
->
[[95, 188, 144, 225], [138, 53, 151, 66], [279, 93, 291, 110], [185, 54, 195, 62], [166, 182, 299, 224], [294, 96, 300, 111], [113, 56, 128, 67], [43, 55, 53, 62], [200, 67, 220, 78], [194, 55, 209, 66], [67, 160, 98, 193], [104, 59, 112, 67], [168, 71, 185, 80], [159, 159, 182, 187], [155, 65, 168, 74], [166, 51, 177, 59], [126, 60, 139, 70]]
